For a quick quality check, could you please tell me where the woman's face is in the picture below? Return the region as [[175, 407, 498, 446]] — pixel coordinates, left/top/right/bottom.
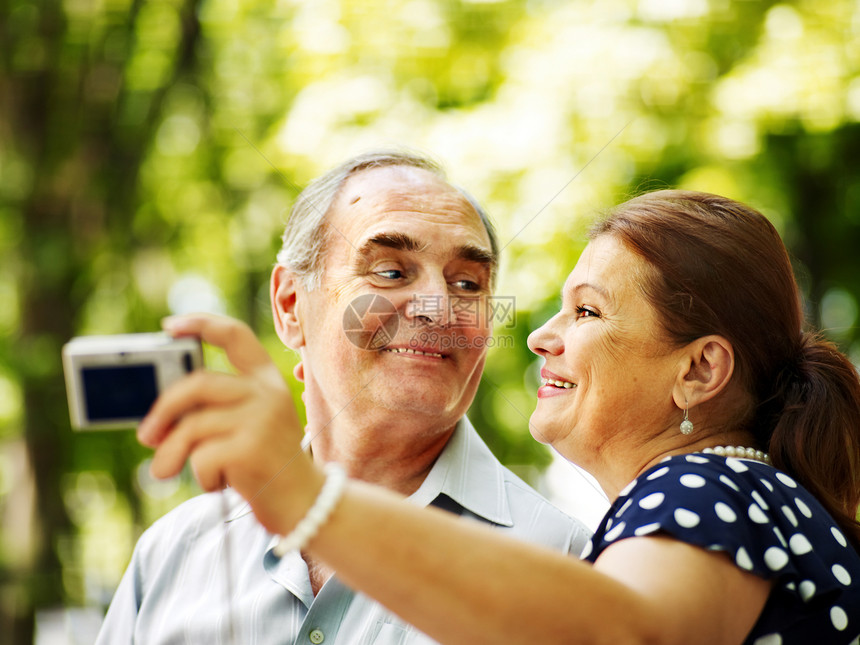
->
[[527, 235, 684, 469]]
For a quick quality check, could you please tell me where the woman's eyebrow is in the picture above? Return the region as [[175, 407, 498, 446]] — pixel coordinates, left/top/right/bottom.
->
[[565, 282, 611, 301]]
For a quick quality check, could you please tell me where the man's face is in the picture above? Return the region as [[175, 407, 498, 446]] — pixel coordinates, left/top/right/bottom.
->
[[294, 165, 496, 432]]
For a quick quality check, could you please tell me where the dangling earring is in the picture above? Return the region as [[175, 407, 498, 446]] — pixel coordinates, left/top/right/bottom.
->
[[680, 401, 694, 435]]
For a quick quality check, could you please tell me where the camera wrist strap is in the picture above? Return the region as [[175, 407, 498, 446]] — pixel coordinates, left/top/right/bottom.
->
[[221, 489, 237, 644]]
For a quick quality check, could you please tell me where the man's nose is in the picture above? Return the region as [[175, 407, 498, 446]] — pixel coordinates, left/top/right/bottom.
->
[[405, 277, 453, 327]]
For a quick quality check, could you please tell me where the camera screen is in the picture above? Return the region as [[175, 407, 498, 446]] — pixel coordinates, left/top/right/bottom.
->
[[82, 364, 158, 421]]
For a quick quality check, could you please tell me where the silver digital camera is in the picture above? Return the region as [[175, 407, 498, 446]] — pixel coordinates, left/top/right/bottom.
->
[[62, 333, 203, 430]]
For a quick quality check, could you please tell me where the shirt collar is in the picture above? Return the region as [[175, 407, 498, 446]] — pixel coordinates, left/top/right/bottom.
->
[[407, 417, 514, 527], [267, 417, 516, 556]]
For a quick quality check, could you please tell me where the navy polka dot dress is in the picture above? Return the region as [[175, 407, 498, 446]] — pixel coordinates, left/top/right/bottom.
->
[[583, 454, 860, 644]]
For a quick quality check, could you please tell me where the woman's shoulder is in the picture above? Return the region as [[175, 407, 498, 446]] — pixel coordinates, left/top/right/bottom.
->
[[616, 453, 822, 514], [598, 454, 845, 547], [586, 453, 859, 604]]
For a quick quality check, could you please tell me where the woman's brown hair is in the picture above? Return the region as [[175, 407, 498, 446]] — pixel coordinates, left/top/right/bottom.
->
[[591, 189, 860, 550]]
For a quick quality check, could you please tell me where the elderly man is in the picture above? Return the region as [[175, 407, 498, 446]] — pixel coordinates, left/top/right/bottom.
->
[[96, 150, 590, 644]]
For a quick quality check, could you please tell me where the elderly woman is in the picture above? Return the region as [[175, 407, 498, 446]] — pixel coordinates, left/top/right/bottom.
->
[[142, 190, 860, 644]]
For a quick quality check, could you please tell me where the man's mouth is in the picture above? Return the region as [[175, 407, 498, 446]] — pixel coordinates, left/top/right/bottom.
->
[[383, 347, 445, 359], [540, 377, 576, 389]]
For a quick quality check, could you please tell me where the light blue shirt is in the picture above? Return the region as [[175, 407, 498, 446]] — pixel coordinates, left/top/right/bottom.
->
[[96, 418, 591, 644]]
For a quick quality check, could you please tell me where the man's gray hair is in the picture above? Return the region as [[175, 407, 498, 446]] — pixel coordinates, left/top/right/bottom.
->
[[275, 149, 499, 290]]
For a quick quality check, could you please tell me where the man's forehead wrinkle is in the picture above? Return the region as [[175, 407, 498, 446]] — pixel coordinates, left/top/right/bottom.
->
[[339, 164, 474, 213], [372, 189, 474, 217], [336, 167, 480, 228], [329, 168, 494, 276]]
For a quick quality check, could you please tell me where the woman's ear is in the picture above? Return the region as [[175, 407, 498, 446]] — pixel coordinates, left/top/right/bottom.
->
[[271, 264, 306, 350], [672, 335, 735, 410]]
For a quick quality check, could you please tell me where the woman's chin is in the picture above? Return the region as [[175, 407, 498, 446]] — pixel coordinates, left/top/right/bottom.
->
[[527, 415, 556, 446]]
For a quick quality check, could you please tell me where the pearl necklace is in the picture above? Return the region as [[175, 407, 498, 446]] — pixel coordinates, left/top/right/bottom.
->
[[701, 445, 771, 464]]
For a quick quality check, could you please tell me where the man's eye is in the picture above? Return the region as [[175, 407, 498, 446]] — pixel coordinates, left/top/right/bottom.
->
[[452, 279, 481, 292], [576, 306, 600, 319], [376, 269, 404, 280]]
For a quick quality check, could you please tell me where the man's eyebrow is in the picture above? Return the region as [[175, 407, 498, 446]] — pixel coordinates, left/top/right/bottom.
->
[[358, 232, 427, 256], [356, 233, 496, 268], [457, 244, 495, 267]]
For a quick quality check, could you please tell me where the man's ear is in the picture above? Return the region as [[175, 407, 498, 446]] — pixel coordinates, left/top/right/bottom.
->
[[672, 335, 735, 410], [271, 264, 306, 350]]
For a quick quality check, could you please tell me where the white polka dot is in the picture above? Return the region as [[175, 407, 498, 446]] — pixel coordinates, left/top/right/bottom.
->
[[776, 472, 798, 488], [605, 518, 613, 531], [674, 508, 700, 528], [752, 634, 782, 645], [795, 498, 813, 518], [634, 522, 661, 536], [726, 457, 749, 473], [832, 564, 852, 586], [799, 580, 816, 602], [748, 504, 769, 524], [773, 527, 787, 548], [759, 478, 774, 492], [719, 474, 741, 492], [646, 466, 669, 480], [831, 605, 849, 631], [785, 582, 796, 591], [764, 546, 789, 571], [832, 526, 848, 548], [605, 521, 626, 542], [638, 492, 665, 510], [751, 490, 769, 510], [781, 505, 798, 527], [580, 540, 593, 559], [685, 455, 709, 464], [679, 474, 706, 488], [715, 502, 737, 523], [736, 547, 754, 571], [789, 533, 813, 555], [619, 479, 638, 497], [615, 498, 632, 518]]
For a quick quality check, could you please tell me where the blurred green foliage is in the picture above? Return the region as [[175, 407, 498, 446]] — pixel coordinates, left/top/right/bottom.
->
[[2, 0, 860, 642]]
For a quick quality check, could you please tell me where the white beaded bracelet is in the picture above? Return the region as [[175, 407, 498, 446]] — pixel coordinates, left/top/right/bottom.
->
[[273, 463, 347, 558]]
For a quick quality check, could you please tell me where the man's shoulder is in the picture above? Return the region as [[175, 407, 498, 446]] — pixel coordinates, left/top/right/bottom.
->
[[135, 489, 264, 556], [447, 418, 592, 553], [146, 490, 223, 530], [499, 465, 591, 545]]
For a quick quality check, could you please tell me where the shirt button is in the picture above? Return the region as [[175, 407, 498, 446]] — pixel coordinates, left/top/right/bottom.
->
[[309, 629, 325, 644]]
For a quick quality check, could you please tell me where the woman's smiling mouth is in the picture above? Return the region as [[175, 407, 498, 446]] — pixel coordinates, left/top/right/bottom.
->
[[540, 378, 577, 389]]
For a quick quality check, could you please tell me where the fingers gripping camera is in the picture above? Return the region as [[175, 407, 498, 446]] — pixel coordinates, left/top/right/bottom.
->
[[62, 333, 203, 430]]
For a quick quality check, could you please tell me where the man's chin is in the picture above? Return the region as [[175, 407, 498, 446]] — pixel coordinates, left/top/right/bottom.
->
[[373, 390, 464, 421]]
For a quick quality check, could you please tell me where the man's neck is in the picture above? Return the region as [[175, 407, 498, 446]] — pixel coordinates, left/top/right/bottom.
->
[[302, 416, 458, 598], [308, 416, 458, 496]]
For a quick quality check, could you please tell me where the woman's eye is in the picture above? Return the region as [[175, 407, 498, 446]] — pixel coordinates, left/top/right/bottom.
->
[[576, 305, 600, 319]]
